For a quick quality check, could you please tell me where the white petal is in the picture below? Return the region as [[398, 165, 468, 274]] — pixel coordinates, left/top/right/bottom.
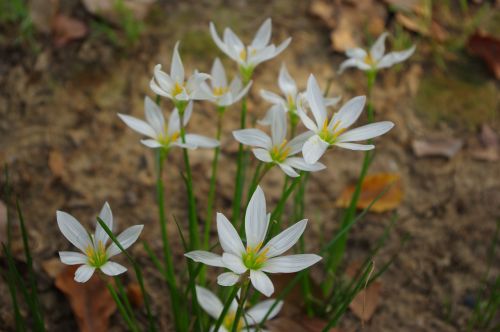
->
[[222, 253, 248, 274], [376, 45, 416, 69], [246, 299, 283, 324], [332, 95, 366, 130], [181, 101, 194, 125], [217, 272, 240, 286], [252, 148, 273, 163], [184, 250, 225, 268], [171, 41, 184, 83], [296, 109, 318, 132], [306, 74, 327, 126], [286, 131, 314, 155], [100, 261, 127, 276], [346, 47, 367, 59], [251, 18, 272, 49], [167, 107, 181, 135], [250, 270, 274, 297], [274, 37, 292, 57], [249, 45, 277, 67], [187, 73, 212, 100], [260, 90, 286, 108], [196, 286, 224, 319], [59, 251, 88, 265], [152, 64, 173, 90], [233, 129, 272, 149], [211, 58, 227, 88], [217, 213, 245, 256], [370, 32, 388, 61], [323, 96, 341, 107], [185, 134, 220, 148], [284, 157, 325, 172], [56, 211, 91, 253], [245, 186, 268, 249], [261, 254, 322, 273], [337, 121, 394, 142], [106, 225, 143, 258], [277, 163, 299, 177], [150, 78, 172, 99], [209, 22, 230, 57], [74, 265, 95, 283], [141, 139, 163, 148], [270, 106, 287, 146], [338, 58, 371, 73], [144, 96, 165, 136], [232, 81, 253, 105], [278, 63, 297, 97], [334, 142, 374, 150], [261, 219, 307, 258], [302, 135, 329, 164], [95, 202, 113, 245], [118, 114, 157, 139]]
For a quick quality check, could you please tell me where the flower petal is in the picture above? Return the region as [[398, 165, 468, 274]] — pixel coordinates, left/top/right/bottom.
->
[[370, 32, 388, 61], [246, 299, 283, 324], [106, 225, 143, 258], [217, 213, 245, 256], [74, 265, 95, 283], [95, 202, 113, 245], [211, 57, 227, 88], [338, 58, 371, 73], [346, 47, 367, 59], [277, 163, 299, 177], [233, 129, 272, 149], [252, 148, 273, 163], [302, 135, 329, 164], [261, 254, 322, 273], [59, 251, 88, 265], [251, 18, 272, 49], [209, 22, 230, 56], [245, 186, 268, 249], [118, 114, 157, 139], [376, 45, 416, 69], [284, 157, 325, 173], [331, 96, 366, 130], [250, 270, 274, 297], [184, 250, 225, 268], [274, 37, 292, 57], [222, 253, 248, 274], [337, 121, 394, 142], [144, 96, 165, 136], [260, 90, 286, 109], [185, 134, 220, 148], [217, 272, 240, 286], [306, 74, 327, 126], [261, 219, 307, 258], [196, 286, 224, 320], [141, 139, 163, 148], [286, 131, 314, 155], [270, 106, 287, 146], [100, 261, 127, 276], [56, 211, 91, 253], [171, 41, 184, 83], [278, 63, 297, 97], [334, 142, 374, 150]]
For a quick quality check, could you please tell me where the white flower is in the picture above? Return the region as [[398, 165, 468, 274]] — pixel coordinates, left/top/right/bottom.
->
[[209, 18, 291, 77], [298, 75, 394, 164], [196, 285, 282, 331], [201, 58, 253, 107], [56, 202, 143, 283], [233, 106, 325, 177], [118, 97, 219, 150], [259, 63, 340, 125], [150, 41, 212, 102], [339, 32, 416, 73], [185, 186, 322, 297]]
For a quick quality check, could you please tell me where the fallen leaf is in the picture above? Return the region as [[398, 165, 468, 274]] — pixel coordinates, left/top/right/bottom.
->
[[412, 138, 463, 158], [42, 258, 65, 279], [467, 31, 500, 79], [55, 265, 116, 332], [82, 0, 155, 24], [52, 15, 88, 47], [471, 124, 499, 161], [478, 124, 498, 148], [127, 282, 143, 307], [335, 173, 403, 213], [349, 281, 382, 322], [48, 150, 65, 178]]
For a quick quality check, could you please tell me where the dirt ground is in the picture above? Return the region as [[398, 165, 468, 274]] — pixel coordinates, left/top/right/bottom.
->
[[1, 0, 499, 331]]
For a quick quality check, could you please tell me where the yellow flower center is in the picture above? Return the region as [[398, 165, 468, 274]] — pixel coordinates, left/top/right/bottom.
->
[[85, 240, 107, 268], [171, 82, 185, 97], [270, 140, 290, 163], [286, 94, 295, 109], [243, 242, 270, 270], [213, 86, 229, 97], [364, 54, 376, 66], [223, 312, 244, 331], [318, 119, 346, 144], [239, 49, 247, 61], [158, 131, 180, 147]]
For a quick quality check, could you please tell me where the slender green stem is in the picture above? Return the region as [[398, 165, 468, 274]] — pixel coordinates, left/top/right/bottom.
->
[[2, 244, 26, 331], [213, 287, 239, 331], [231, 281, 250, 332], [204, 108, 224, 249], [107, 283, 140, 332], [232, 96, 248, 226]]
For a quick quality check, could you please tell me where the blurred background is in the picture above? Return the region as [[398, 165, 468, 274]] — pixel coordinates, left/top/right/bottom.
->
[[0, 0, 499, 331]]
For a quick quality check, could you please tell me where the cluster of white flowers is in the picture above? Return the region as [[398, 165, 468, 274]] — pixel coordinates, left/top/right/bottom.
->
[[54, 17, 414, 331]]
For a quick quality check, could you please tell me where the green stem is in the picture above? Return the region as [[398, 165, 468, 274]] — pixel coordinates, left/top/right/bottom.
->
[[231, 281, 250, 332], [107, 283, 140, 332], [232, 96, 248, 226], [267, 175, 302, 237], [213, 287, 239, 331]]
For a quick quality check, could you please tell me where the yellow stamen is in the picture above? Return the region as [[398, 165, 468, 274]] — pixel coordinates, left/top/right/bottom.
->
[[213, 86, 229, 97], [364, 54, 375, 66], [239, 49, 247, 61], [172, 82, 185, 97]]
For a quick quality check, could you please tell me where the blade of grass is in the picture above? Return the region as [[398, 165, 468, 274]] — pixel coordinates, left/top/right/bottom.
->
[[1, 244, 26, 331], [107, 283, 140, 332]]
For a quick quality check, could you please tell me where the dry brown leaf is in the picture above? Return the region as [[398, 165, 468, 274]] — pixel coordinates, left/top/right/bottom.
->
[[335, 173, 403, 213], [412, 138, 463, 158], [127, 282, 143, 307], [309, 0, 336, 29], [349, 281, 382, 321], [42, 258, 65, 279], [52, 15, 88, 47], [48, 150, 65, 178], [471, 124, 499, 161], [55, 265, 116, 332], [467, 31, 500, 79]]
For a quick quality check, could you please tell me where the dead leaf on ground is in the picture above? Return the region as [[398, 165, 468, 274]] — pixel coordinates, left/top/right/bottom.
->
[[55, 265, 116, 332], [127, 282, 143, 307], [48, 150, 66, 178], [52, 15, 88, 47], [336, 173, 403, 213], [349, 281, 382, 322], [82, 0, 155, 24], [412, 138, 463, 158], [467, 31, 500, 79], [471, 124, 499, 161], [41, 258, 65, 279]]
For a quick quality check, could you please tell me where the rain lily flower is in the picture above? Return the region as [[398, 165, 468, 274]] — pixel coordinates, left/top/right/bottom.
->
[[298, 75, 394, 164], [233, 106, 325, 177], [185, 186, 322, 297], [259, 63, 340, 125], [150, 41, 211, 103], [339, 32, 416, 73], [209, 18, 291, 81], [118, 97, 219, 150], [201, 58, 253, 108], [196, 285, 282, 331], [56, 202, 143, 283]]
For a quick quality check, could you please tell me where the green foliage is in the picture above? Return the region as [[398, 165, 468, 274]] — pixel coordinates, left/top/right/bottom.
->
[[0, 0, 36, 48]]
